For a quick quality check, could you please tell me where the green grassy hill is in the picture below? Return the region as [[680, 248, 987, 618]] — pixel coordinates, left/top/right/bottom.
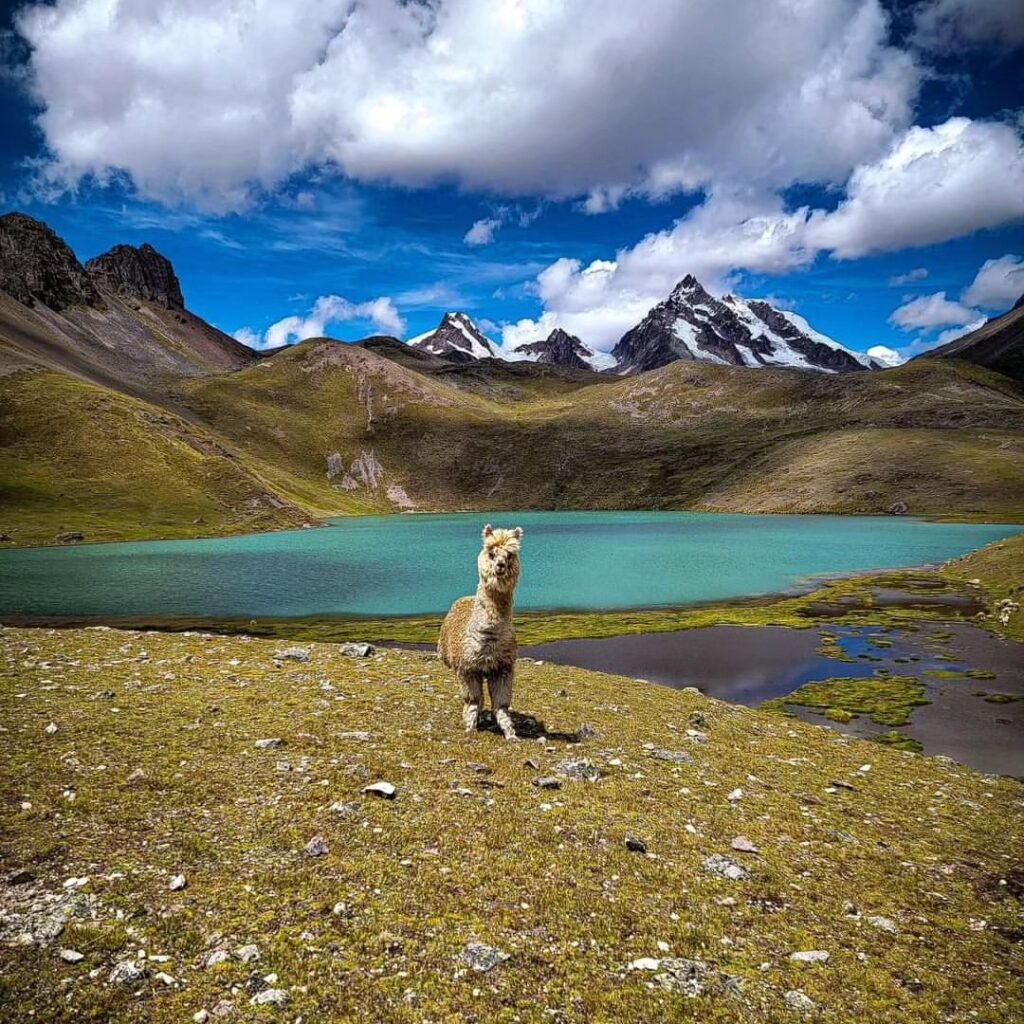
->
[[0, 370, 305, 545], [3, 327, 1024, 546], [1, 624, 1021, 1023]]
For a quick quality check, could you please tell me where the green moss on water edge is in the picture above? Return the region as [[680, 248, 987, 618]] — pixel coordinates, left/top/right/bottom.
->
[[773, 676, 930, 727], [982, 693, 1022, 704], [866, 731, 925, 753]]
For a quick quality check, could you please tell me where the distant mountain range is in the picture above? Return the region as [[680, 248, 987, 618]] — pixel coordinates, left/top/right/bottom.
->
[[2, 210, 1023, 547], [408, 273, 875, 375]]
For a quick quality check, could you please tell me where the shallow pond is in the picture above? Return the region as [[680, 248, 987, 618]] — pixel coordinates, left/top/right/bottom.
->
[[525, 623, 1024, 776], [0, 511, 1020, 618]]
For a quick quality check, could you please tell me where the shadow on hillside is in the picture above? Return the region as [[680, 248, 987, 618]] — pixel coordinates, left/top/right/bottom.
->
[[478, 710, 582, 743]]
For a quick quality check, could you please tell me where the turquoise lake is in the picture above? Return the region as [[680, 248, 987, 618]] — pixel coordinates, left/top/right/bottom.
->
[[0, 512, 1020, 619]]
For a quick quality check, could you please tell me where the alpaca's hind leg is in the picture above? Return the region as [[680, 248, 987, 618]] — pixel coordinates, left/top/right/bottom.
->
[[459, 671, 484, 733], [488, 669, 517, 741]]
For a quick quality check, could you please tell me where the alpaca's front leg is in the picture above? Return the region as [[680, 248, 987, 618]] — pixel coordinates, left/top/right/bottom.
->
[[488, 668, 517, 741], [459, 670, 484, 733]]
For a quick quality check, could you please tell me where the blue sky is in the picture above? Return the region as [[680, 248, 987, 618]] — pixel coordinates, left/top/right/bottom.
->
[[1, 0, 1023, 361]]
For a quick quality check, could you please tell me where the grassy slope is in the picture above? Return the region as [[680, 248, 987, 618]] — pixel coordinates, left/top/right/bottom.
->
[[943, 533, 1024, 641], [1, 625, 1021, 1023], [0, 370, 306, 545], [3, 341, 1024, 547]]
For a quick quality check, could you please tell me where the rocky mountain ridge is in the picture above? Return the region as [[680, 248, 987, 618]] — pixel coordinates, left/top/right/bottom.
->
[[611, 275, 871, 375], [512, 328, 612, 371], [85, 243, 185, 310], [408, 311, 499, 362]]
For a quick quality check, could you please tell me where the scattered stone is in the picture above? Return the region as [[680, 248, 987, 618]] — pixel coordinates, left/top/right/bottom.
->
[[460, 942, 510, 973], [466, 762, 492, 774], [154, 971, 176, 986], [109, 959, 147, 985], [790, 950, 830, 964], [193, 1011, 210, 1024], [576, 722, 601, 741], [629, 957, 662, 971], [785, 989, 816, 1013], [305, 835, 329, 857], [56, 531, 85, 543], [59, 948, 84, 963], [524, 758, 541, 770], [652, 958, 741, 999], [625, 835, 648, 854], [533, 776, 561, 790], [730, 836, 759, 854], [703, 854, 749, 882], [211, 1000, 235, 1017], [126, 768, 145, 784], [363, 781, 397, 799], [686, 729, 708, 743], [866, 915, 898, 933], [204, 950, 230, 968], [329, 801, 360, 815], [45, 722, 58, 735], [554, 758, 601, 782], [250, 989, 290, 1008], [234, 944, 260, 963], [340, 642, 375, 657], [727, 788, 744, 803], [255, 738, 285, 749], [169, 873, 187, 891], [339, 731, 371, 742], [649, 748, 693, 764]]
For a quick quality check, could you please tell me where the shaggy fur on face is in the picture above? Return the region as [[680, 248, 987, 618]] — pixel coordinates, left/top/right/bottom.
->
[[437, 523, 524, 740], [477, 526, 522, 593]]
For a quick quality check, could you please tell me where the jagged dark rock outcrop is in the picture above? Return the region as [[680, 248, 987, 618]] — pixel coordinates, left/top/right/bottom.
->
[[85, 243, 185, 310], [0, 212, 101, 310], [408, 312, 498, 363], [513, 328, 597, 370], [611, 275, 869, 375]]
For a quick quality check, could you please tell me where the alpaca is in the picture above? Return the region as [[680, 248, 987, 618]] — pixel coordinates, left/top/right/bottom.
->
[[438, 524, 524, 739]]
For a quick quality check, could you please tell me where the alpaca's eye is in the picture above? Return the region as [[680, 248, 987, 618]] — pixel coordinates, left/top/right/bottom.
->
[[488, 550, 495, 559]]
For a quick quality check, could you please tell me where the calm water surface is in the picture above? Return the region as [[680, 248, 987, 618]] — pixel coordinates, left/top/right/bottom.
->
[[0, 511, 1020, 618], [526, 624, 1024, 775]]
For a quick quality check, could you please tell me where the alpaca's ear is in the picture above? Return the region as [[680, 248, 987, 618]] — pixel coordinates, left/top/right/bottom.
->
[[512, 527, 523, 539], [482, 523, 493, 540]]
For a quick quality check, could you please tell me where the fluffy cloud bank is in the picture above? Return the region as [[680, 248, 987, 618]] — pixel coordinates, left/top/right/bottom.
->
[[235, 294, 404, 350], [503, 119, 1024, 351], [16, 0, 917, 209], [963, 255, 1024, 309], [888, 291, 977, 332]]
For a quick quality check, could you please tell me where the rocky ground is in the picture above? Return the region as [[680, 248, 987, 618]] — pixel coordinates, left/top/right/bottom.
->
[[1, 626, 1022, 1022]]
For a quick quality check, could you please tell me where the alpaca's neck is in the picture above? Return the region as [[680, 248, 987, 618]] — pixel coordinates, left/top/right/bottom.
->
[[474, 582, 514, 624]]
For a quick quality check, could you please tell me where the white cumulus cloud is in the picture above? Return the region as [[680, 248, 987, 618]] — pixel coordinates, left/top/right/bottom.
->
[[888, 291, 978, 332], [464, 218, 501, 247], [16, 0, 918, 209], [236, 294, 405, 350], [962, 254, 1024, 310]]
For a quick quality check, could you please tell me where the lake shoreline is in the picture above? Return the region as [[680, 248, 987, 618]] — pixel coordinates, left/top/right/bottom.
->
[[3, 505, 1024, 551]]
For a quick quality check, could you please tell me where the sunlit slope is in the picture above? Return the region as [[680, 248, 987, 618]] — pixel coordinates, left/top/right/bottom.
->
[[0, 370, 306, 545], [3, 343, 1024, 547]]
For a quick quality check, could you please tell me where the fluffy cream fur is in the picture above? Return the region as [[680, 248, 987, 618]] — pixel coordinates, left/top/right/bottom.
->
[[438, 524, 524, 739]]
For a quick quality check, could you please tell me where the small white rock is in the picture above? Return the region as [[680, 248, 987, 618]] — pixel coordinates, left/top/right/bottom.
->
[[193, 1011, 210, 1024], [628, 957, 661, 971], [789, 950, 830, 964], [362, 781, 396, 799], [45, 722, 58, 735], [727, 788, 743, 803], [59, 949, 84, 963], [168, 873, 187, 891]]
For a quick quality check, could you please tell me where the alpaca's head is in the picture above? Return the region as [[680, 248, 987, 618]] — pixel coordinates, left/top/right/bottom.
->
[[477, 523, 523, 594]]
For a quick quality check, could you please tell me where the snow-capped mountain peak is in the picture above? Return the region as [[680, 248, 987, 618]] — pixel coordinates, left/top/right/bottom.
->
[[511, 327, 615, 371], [611, 277, 870, 375], [409, 311, 498, 362]]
